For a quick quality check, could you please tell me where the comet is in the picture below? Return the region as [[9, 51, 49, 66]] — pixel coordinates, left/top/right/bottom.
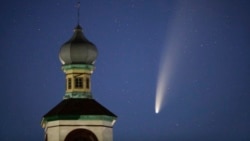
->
[[155, 45, 175, 114], [155, 1, 192, 114], [155, 32, 180, 114], [154, 0, 189, 114]]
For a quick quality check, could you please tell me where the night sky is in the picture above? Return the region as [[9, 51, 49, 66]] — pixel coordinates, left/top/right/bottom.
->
[[1, 0, 250, 140]]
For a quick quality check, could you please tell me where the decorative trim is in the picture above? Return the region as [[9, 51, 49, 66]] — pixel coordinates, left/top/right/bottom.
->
[[42, 115, 116, 123], [64, 92, 92, 99], [66, 72, 91, 75], [62, 64, 95, 71], [47, 124, 114, 129]]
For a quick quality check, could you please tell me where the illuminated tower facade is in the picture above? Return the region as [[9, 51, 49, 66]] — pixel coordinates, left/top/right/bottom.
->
[[41, 24, 117, 141]]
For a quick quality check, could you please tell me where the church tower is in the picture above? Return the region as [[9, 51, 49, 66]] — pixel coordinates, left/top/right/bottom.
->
[[41, 3, 117, 141]]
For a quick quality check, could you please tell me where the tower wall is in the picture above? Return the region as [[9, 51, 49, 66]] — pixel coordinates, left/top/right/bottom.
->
[[44, 120, 114, 141]]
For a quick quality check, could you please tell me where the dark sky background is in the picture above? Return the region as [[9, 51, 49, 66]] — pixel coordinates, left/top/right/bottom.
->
[[0, 0, 250, 141]]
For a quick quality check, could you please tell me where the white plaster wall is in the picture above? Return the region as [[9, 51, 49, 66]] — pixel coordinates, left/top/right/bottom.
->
[[46, 126, 60, 141], [45, 120, 114, 141]]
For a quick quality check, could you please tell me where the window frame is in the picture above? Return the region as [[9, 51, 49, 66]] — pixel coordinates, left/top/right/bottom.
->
[[75, 77, 83, 88], [68, 78, 72, 89]]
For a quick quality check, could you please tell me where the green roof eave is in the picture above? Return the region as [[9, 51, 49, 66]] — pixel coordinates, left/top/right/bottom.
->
[[42, 115, 116, 123], [62, 64, 94, 71]]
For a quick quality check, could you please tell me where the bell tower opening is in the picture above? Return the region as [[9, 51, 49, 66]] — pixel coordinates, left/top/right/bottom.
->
[[65, 129, 98, 141]]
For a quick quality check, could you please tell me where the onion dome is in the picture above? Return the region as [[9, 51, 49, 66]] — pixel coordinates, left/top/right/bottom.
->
[[59, 25, 98, 65]]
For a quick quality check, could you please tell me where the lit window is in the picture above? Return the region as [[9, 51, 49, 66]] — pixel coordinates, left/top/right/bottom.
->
[[68, 78, 72, 89], [75, 77, 83, 88]]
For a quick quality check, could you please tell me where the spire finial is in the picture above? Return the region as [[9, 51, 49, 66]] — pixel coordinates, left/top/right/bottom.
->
[[76, 0, 80, 25]]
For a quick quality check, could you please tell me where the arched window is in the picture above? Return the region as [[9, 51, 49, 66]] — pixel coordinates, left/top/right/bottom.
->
[[64, 129, 98, 141]]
